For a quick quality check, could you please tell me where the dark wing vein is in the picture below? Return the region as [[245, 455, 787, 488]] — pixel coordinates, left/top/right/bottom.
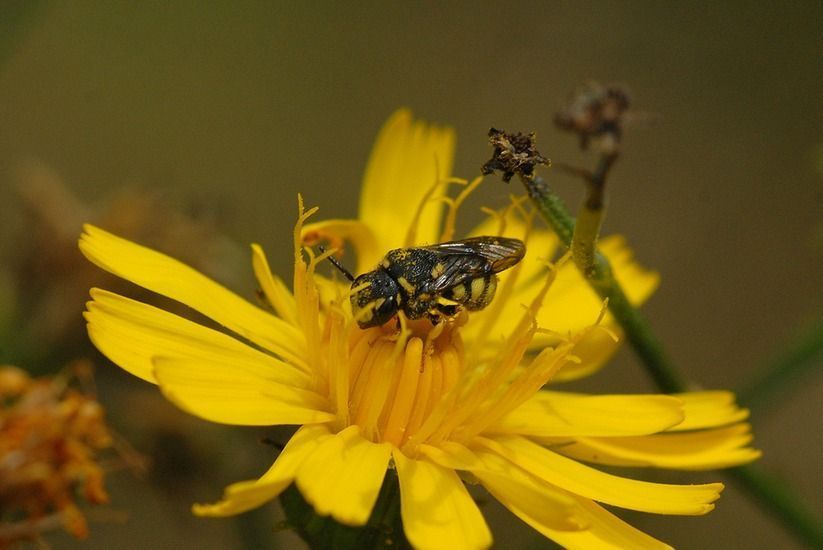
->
[[421, 237, 525, 293]]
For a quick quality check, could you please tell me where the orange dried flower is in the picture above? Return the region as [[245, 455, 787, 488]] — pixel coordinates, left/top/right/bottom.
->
[[0, 363, 112, 544]]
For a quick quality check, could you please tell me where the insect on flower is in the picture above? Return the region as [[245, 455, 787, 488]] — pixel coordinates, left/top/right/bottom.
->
[[325, 237, 526, 328], [77, 110, 760, 550]]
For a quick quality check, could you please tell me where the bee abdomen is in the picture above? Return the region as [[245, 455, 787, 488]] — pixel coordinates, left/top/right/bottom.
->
[[448, 274, 497, 311]]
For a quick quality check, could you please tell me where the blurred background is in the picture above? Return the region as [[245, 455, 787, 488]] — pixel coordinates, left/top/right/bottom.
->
[[0, 2, 820, 548]]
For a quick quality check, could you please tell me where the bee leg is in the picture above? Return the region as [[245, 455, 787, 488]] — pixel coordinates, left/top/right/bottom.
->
[[385, 312, 409, 342]]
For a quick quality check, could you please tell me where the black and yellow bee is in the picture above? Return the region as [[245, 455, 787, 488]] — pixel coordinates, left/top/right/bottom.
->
[[325, 237, 526, 328]]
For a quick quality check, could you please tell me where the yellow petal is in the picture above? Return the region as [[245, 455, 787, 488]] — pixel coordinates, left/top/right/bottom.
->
[[478, 436, 722, 515], [667, 391, 750, 431], [535, 234, 659, 334], [194, 425, 332, 516], [490, 392, 685, 437], [359, 109, 456, 251], [469, 447, 670, 548], [301, 219, 380, 275], [154, 356, 333, 426], [251, 244, 298, 326], [295, 426, 392, 525], [79, 224, 305, 365], [85, 289, 310, 388], [393, 449, 492, 550], [533, 497, 673, 550], [556, 424, 761, 470], [460, 224, 559, 347], [420, 442, 582, 532], [463, 234, 656, 359], [549, 325, 623, 382]]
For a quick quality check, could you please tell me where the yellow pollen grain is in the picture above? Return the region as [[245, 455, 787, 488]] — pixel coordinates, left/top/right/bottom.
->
[[382, 337, 424, 446]]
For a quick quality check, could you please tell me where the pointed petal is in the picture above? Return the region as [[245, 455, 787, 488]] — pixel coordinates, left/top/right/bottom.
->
[[490, 392, 685, 437], [80, 224, 305, 364], [295, 426, 392, 525], [301, 219, 381, 274], [251, 244, 298, 326], [393, 449, 492, 550], [85, 289, 309, 387], [194, 425, 332, 516], [359, 109, 456, 251], [532, 497, 673, 550], [478, 436, 722, 515], [461, 444, 669, 547], [556, 424, 762, 471], [153, 356, 334, 426], [419, 443, 582, 532], [667, 391, 749, 431]]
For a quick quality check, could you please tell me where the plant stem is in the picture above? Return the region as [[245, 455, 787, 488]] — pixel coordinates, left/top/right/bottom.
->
[[736, 314, 823, 414], [521, 174, 686, 392], [727, 465, 823, 548], [519, 172, 823, 548]]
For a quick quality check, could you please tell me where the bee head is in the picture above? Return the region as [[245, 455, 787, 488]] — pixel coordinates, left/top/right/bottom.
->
[[350, 270, 400, 328]]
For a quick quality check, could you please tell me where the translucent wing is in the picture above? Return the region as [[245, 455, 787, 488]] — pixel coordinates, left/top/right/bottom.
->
[[421, 237, 525, 293]]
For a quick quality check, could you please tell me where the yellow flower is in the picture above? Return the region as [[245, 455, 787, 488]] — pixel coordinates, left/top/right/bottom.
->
[[79, 110, 759, 549]]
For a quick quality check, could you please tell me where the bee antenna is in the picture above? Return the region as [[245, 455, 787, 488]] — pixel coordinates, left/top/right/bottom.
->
[[318, 245, 355, 282]]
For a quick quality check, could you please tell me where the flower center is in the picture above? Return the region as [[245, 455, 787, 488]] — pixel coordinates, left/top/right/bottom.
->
[[345, 318, 466, 449]]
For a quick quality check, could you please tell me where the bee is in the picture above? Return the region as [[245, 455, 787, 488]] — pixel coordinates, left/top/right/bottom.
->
[[325, 237, 525, 328]]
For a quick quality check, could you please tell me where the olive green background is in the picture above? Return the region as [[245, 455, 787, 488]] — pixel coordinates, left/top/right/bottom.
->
[[1, 2, 821, 549]]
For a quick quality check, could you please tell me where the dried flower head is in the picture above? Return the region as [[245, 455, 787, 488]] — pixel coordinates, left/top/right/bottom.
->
[[481, 128, 549, 182], [0, 363, 112, 543], [554, 81, 631, 154]]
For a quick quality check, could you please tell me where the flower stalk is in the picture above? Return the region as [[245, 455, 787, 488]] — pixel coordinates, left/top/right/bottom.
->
[[481, 121, 823, 549], [518, 171, 686, 393], [736, 314, 823, 414]]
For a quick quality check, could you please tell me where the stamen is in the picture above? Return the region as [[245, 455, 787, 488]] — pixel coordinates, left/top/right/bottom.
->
[[404, 175, 464, 247], [293, 196, 323, 381], [403, 352, 434, 441], [351, 341, 394, 438], [382, 337, 424, 446], [327, 308, 349, 427], [439, 176, 483, 242]]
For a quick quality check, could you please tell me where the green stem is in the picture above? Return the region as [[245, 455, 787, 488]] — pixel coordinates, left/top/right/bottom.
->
[[726, 465, 823, 548], [520, 172, 823, 548], [736, 315, 823, 413]]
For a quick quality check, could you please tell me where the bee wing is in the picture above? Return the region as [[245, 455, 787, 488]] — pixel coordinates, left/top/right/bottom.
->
[[422, 237, 525, 293]]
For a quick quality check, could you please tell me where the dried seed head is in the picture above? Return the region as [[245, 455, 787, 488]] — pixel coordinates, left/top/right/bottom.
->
[[481, 128, 549, 182]]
